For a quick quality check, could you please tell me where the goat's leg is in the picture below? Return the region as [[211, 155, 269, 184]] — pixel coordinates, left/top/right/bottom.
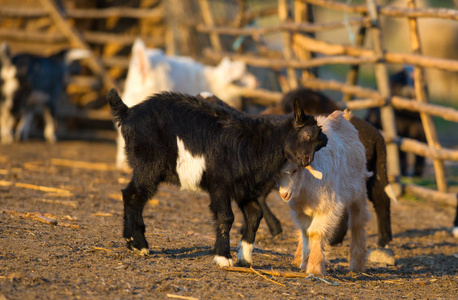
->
[[122, 178, 155, 255], [43, 107, 56, 143], [329, 211, 349, 246], [368, 179, 392, 247], [258, 191, 283, 237], [0, 102, 14, 144], [452, 204, 458, 238], [14, 111, 33, 142], [306, 210, 343, 276], [348, 200, 370, 272], [292, 213, 312, 268], [236, 199, 263, 266], [210, 194, 234, 267]]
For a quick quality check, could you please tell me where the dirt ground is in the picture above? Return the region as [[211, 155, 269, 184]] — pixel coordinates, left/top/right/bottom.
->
[[1, 141, 457, 299]]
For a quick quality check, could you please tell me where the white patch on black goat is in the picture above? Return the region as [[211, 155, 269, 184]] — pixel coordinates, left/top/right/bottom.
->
[[237, 240, 254, 265], [213, 256, 234, 267], [176, 137, 206, 192]]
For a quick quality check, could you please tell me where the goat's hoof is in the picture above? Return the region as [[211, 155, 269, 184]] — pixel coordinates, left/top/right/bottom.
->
[[213, 256, 234, 267], [133, 247, 150, 256], [125, 237, 149, 254], [235, 259, 252, 267]]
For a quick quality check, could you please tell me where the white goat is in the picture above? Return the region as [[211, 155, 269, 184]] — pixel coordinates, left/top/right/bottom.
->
[[116, 39, 257, 170], [277, 110, 371, 276]]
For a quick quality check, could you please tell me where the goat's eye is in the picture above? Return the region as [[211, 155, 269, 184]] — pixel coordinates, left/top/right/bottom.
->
[[291, 169, 297, 176]]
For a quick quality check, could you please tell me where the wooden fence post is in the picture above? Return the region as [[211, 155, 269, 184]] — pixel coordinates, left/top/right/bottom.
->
[[198, 0, 222, 53], [38, 0, 120, 92], [342, 15, 367, 103], [366, 0, 402, 196], [294, 0, 316, 79], [406, 0, 448, 192], [279, 0, 298, 91]]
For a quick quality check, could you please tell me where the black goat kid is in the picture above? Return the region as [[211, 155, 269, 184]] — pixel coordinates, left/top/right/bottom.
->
[[107, 89, 327, 267]]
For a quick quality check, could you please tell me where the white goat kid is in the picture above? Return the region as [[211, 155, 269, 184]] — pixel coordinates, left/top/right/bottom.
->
[[277, 110, 371, 276], [116, 39, 257, 170]]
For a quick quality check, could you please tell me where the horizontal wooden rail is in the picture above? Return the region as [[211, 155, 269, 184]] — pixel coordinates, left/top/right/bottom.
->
[[293, 33, 458, 73], [68, 76, 101, 89], [0, 28, 66, 43], [391, 97, 458, 123], [197, 17, 371, 35], [231, 86, 282, 106], [403, 184, 457, 206], [101, 56, 130, 68], [0, 28, 164, 49], [0, 7, 48, 17], [82, 31, 164, 46], [200, 26, 458, 72], [0, 6, 163, 20], [203, 48, 378, 70], [301, 0, 458, 21], [399, 137, 458, 161]]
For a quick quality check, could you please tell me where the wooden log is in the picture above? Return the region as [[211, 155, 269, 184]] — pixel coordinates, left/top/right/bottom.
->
[[199, 24, 458, 72], [233, 0, 247, 27], [0, 28, 67, 43], [0, 7, 48, 18], [300, 0, 367, 14], [82, 31, 164, 47], [406, 0, 447, 192], [344, 98, 386, 110], [301, 0, 458, 20], [392, 97, 458, 123], [101, 56, 130, 68], [196, 17, 371, 35], [279, 0, 298, 91], [38, 0, 120, 92], [203, 48, 377, 70], [366, 0, 401, 196], [67, 7, 164, 20], [198, 0, 222, 52], [292, 34, 372, 57], [385, 52, 458, 73], [342, 15, 367, 103], [398, 137, 458, 162], [0, 5, 163, 20], [293, 34, 458, 72], [403, 184, 457, 207], [302, 78, 458, 121], [243, 7, 278, 24], [302, 78, 381, 99], [229, 86, 282, 106], [293, 0, 316, 79]]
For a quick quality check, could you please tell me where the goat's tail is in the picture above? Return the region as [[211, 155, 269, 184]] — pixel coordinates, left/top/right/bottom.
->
[[107, 88, 129, 126], [376, 136, 398, 203]]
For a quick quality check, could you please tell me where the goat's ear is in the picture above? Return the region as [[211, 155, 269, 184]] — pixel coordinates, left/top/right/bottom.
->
[[293, 97, 304, 124], [132, 38, 151, 80], [294, 97, 318, 127]]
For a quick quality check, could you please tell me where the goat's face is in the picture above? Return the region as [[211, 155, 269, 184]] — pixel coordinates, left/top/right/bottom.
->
[[284, 98, 328, 168], [277, 162, 302, 202]]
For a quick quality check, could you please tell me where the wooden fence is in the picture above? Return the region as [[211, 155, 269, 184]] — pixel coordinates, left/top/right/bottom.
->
[[0, 0, 457, 205], [190, 0, 458, 205], [0, 0, 165, 114]]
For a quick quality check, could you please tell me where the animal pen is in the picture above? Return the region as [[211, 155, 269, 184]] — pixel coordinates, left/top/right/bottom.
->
[[0, 0, 457, 207]]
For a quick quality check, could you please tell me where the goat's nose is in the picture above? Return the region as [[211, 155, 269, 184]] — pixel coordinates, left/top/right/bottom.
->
[[279, 187, 291, 202]]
